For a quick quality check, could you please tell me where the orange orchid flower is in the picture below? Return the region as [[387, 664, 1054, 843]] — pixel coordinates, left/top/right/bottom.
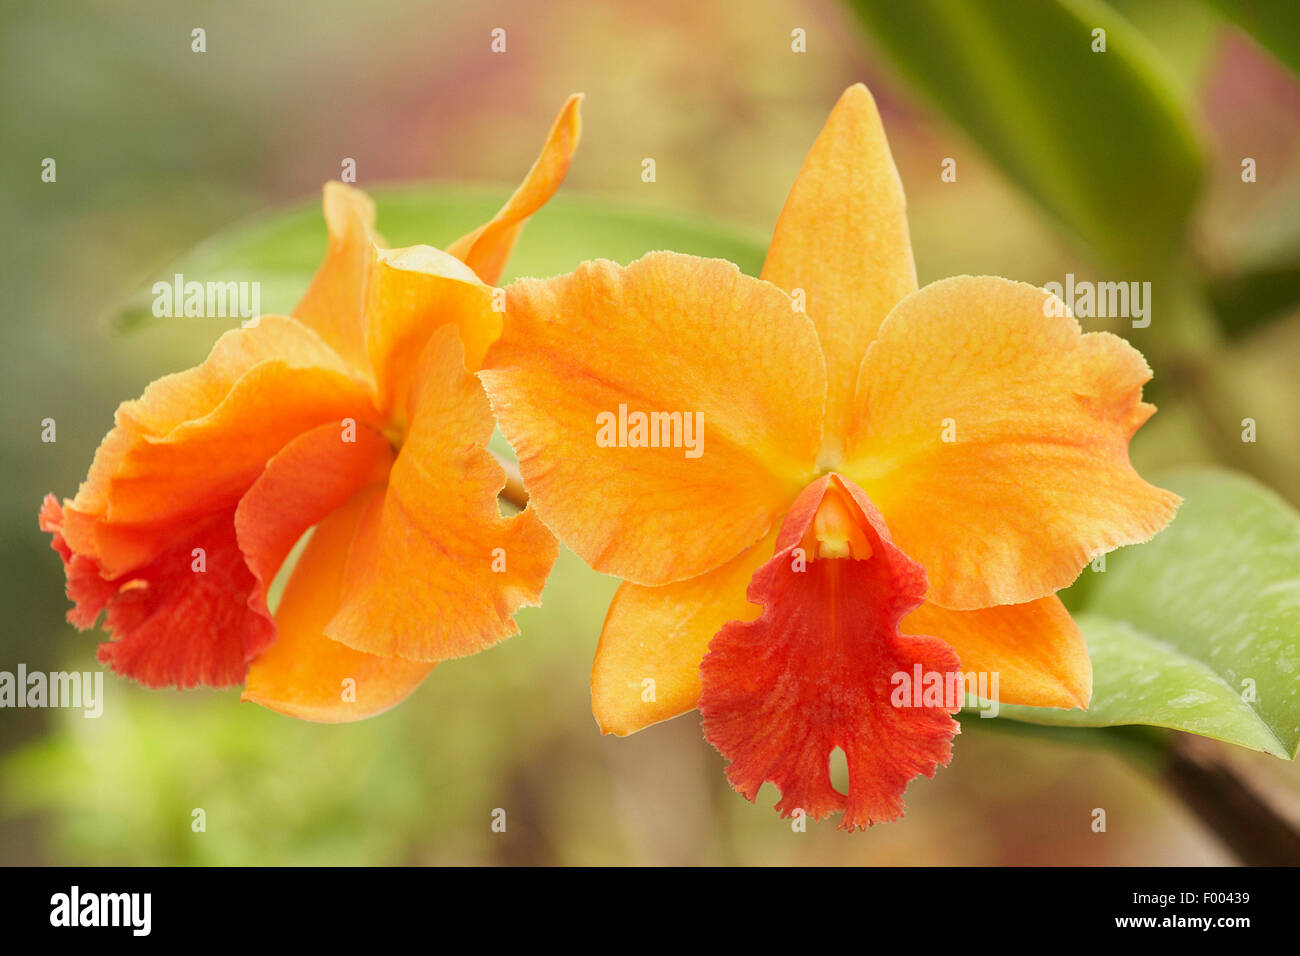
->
[[40, 95, 582, 722], [480, 85, 1179, 828]]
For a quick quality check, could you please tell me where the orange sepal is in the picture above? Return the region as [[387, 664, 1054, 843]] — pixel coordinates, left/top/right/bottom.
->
[[591, 531, 776, 736], [447, 94, 583, 285], [902, 596, 1091, 709], [761, 83, 917, 444], [293, 182, 377, 377]]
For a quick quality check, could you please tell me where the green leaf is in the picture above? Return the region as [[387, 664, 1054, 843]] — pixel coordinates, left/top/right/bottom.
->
[[844, 0, 1203, 273], [112, 185, 768, 330], [999, 468, 1300, 758], [1201, 0, 1300, 76], [996, 614, 1288, 755]]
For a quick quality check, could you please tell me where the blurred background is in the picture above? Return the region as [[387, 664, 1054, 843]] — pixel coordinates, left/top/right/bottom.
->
[[2, 0, 1298, 864]]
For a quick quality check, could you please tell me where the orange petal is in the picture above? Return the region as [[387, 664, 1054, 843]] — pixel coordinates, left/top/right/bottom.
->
[[68, 315, 349, 519], [700, 474, 960, 829], [292, 182, 377, 376], [363, 245, 498, 418], [327, 324, 557, 662], [761, 83, 917, 447], [902, 596, 1091, 709], [592, 530, 777, 736], [243, 487, 434, 722], [843, 276, 1180, 610], [234, 421, 395, 624], [61, 316, 380, 578], [481, 253, 825, 586], [446, 94, 583, 285]]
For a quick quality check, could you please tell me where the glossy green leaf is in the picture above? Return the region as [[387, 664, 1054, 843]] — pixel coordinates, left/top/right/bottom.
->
[[999, 468, 1300, 758], [113, 185, 767, 330], [845, 0, 1203, 272]]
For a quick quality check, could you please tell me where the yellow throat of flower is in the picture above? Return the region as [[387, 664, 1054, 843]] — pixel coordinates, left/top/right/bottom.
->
[[804, 484, 873, 561]]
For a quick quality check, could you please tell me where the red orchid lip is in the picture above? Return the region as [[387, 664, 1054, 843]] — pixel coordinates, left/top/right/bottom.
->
[[700, 473, 961, 830]]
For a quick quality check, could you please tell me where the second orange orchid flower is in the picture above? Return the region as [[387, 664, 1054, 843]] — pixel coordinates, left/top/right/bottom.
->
[[480, 84, 1179, 828]]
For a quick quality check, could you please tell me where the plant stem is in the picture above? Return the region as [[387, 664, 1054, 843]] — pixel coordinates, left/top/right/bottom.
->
[[1159, 733, 1300, 866], [969, 717, 1300, 864], [492, 451, 529, 510]]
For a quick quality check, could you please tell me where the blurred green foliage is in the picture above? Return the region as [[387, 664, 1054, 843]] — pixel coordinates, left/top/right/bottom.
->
[[849, 0, 1300, 349], [848, 0, 1203, 276], [1203, 0, 1300, 76], [3, 549, 620, 865]]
